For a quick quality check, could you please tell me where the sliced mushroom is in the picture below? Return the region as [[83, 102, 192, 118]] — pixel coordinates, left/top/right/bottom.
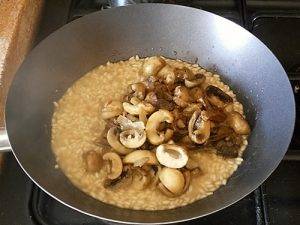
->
[[182, 170, 191, 194], [103, 166, 133, 189], [116, 115, 145, 130], [158, 168, 185, 195], [145, 109, 174, 145], [156, 144, 188, 168], [131, 83, 146, 100], [142, 56, 166, 76], [103, 152, 123, 179], [227, 111, 250, 135], [188, 110, 211, 144], [190, 87, 204, 103], [185, 73, 206, 88], [107, 127, 133, 155], [182, 103, 201, 117], [173, 86, 191, 107], [157, 182, 176, 197], [123, 101, 155, 115], [83, 150, 103, 173], [101, 100, 123, 119], [131, 167, 151, 190], [157, 65, 176, 84], [174, 67, 194, 80], [205, 85, 233, 108], [206, 109, 227, 123], [144, 91, 158, 106], [119, 129, 146, 148], [123, 150, 158, 166]]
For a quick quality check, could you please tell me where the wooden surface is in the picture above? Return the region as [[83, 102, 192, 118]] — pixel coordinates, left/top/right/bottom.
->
[[0, 0, 44, 161]]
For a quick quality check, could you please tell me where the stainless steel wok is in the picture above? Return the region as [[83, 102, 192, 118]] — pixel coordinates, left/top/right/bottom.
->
[[0, 4, 295, 224]]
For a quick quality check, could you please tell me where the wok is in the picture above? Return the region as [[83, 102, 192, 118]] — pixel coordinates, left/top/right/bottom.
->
[[0, 4, 295, 224]]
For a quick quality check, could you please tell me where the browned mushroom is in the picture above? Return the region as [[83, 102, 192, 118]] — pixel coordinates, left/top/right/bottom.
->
[[174, 67, 194, 80], [83, 150, 103, 173], [182, 103, 201, 117], [185, 73, 206, 88], [156, 144, 188, 168], [157, 65, 176, 85], [206, 109, 227, 123], [144, 91, 158, 106], [142, 56, 166, 76], [226, 111, 250, 135], [131, 167, 151, 190], [188, 110, 211, 144], [182, 170, 191, 193], [190, 87, 204, 103], [103, 152, 123, 179], [131, 83, 146, 100], [173, 86, 191, 107], [103, 165, 133, 189], [205, 85, 233, 108]]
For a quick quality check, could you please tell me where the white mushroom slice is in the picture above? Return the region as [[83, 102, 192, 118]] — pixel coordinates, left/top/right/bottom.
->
[[123, 150, 158, 166], [119, 129, 146, 148], [142, 56, 166, 76], [145, 109, 174, 145], [156, 144, 188, 168], [116, 115, 145, 130], [103, 152, 123, 180], [157, 65, 176, 84], [107, 127, 133, 155], [227, 111, 250, 135], [188, 110, 211, 144], [101, 100, 123, 119], [158, 168, 185, 195], [123, 102, 155, 115]]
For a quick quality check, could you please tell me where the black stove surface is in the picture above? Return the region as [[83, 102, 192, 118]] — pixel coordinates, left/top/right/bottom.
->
[[0, 1, 299, 225]]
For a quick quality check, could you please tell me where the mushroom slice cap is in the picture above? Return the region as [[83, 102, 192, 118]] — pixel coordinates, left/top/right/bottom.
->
[[123, 102, 155, 115], [103, 152, 123, 180], [131, 83, 146, 100], [142, 56, 166, 76], [123, 150, 158, 165], [185, 73, 206, 88], [156, 144, 188, 168], [107, 127, 133, 155], [116, 115, 145, 130], [101, 100, 123, 119], [119, 129, 146, 148], [158, 168, 185, 195], [205, 85, 233, 108], [227, 111, 250, 135], [188, 110, 211, 144], [157, 65, 176, 84], [145, 109, 174, 145]]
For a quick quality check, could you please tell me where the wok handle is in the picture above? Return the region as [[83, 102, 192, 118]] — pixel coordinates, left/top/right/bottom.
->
[[0, 128, 11, 152]]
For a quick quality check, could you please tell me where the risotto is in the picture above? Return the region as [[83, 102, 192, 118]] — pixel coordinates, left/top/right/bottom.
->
[[51, 56, 250, 210]]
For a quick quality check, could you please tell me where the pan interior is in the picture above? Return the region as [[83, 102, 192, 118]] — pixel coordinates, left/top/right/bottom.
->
[[5, 4, 295, 224]]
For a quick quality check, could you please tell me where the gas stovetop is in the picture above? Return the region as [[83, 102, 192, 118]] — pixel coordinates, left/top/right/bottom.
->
[[0, 1, 299, 225]]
